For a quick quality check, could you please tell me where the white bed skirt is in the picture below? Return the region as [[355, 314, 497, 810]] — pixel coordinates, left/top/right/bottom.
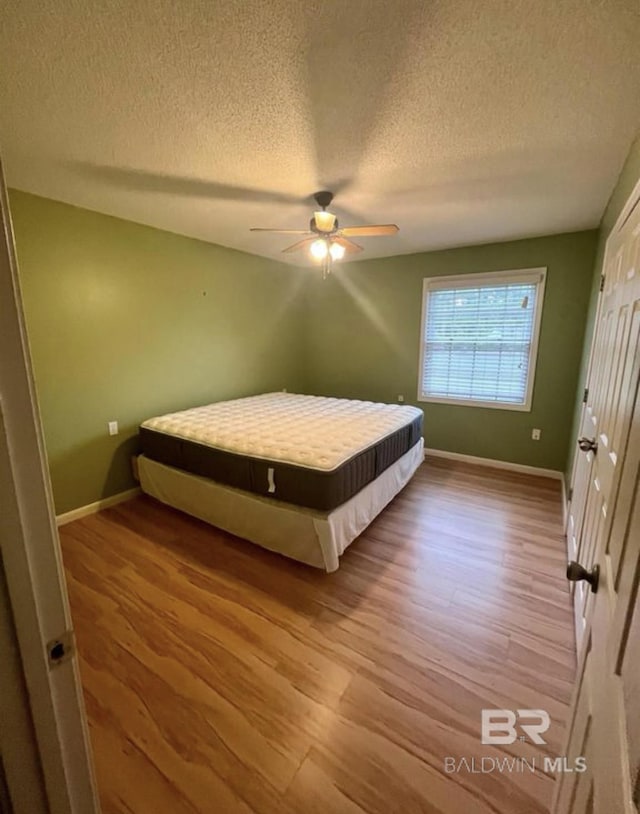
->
[[138, 438, 424, 572]]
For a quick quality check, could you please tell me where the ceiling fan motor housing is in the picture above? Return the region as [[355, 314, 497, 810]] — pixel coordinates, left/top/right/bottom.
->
[[313, 190, 334, 210]]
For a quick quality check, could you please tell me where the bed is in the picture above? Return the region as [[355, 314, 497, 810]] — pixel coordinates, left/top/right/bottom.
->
[[137, 392, 424, 571]]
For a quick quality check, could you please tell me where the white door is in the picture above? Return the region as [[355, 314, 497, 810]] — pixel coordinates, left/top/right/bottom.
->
[[554, 181, 640, 813], [566, 394, 597, 646], [566, 283, 605, 566], [0, 158, 100, 812], [567, 402, 596, 562], [566, 188, 640, 655], [566, 244, 609, 556]]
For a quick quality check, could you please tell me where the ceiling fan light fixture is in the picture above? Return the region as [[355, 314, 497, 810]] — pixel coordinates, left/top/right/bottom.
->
[[250, 189, 398, 270], [310, 238, 329, 260], [313, 210, 336, 232], [329, 241, 346, 261]]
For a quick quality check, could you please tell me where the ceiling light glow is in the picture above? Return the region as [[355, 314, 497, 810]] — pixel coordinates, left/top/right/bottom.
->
[[329, 242, 346, 261], [310, 239, 329, 260]]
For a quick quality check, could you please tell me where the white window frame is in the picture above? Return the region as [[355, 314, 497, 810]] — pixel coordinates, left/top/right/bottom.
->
[[417, 267, 547, 412]]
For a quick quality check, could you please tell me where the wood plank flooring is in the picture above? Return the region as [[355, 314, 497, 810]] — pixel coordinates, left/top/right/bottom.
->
[[59, 457, 576, 814]]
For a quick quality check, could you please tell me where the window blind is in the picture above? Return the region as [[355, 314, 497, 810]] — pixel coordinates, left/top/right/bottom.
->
[[420, 277, 541, 406]]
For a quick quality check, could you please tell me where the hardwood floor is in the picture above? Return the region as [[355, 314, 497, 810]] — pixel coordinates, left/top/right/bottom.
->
[[59, 457, 576, 814]]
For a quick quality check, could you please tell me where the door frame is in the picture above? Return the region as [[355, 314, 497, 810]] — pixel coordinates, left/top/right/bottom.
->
[[0, 159, 100, 812]]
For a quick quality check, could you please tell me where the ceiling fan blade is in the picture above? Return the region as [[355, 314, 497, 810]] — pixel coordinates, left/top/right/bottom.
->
[[250, 228, 312, 234], [334, 236, 363, 254], [340, 224, 399, 237], [65, 161, 303, 204], [282, 237, 317, 253]]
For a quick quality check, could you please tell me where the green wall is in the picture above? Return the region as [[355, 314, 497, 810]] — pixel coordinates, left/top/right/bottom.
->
[[10, 191, 304, 514], [10, 187, 606, 513], [566, 131, 640, 481], [301, 231, 597, 472]]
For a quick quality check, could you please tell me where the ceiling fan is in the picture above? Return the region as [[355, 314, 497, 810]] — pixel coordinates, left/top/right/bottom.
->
[[250, 191, 399, 276]]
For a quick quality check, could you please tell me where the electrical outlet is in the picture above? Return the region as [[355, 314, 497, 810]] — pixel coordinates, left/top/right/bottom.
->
[[108, 421, 119, 436], [532, 428, 541, 441], [397, 394, 405, 403]]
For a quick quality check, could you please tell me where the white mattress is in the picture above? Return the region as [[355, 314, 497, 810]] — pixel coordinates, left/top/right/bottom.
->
[[141, 392, 422, 472]]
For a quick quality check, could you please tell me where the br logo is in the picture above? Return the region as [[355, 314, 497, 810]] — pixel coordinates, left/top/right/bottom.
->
[[481, 709, 550, 745]]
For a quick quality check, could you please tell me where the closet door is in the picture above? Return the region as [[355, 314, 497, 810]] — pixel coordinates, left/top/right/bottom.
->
[[554, 183, 640, 814]]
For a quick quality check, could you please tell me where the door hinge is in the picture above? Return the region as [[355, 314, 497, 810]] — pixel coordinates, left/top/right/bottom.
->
[[600, 275, 605, 292], [583, 387, 589, 403], [46, 630, 75, 669], [568, 488, 573, 502]]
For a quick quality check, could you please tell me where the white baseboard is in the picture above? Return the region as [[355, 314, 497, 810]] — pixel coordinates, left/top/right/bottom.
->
[[56, 487, 141, 526], [424, 448, 563, 480]]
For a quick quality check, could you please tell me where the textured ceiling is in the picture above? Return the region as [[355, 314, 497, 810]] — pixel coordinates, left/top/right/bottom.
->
[[1, 0, 640, 264]]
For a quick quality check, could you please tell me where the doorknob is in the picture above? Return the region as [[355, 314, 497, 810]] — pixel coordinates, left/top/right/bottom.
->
[[566, 561, 600, 593], [578, 437, 598, 453]]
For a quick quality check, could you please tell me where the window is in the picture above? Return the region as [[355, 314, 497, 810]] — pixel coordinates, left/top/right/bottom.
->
[[418, 268, 546, 411]]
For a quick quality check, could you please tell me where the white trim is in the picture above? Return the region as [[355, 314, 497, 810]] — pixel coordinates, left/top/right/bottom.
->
[[424, 447, 563, 480], [56, 487, 141, 526], [423, 267, 546, 290], [417, 267, 547, 412], [561, 474, 569, 533], [0, 502, 49, 814], [418, 395, 533, 412], [612, 173, 640, 235]]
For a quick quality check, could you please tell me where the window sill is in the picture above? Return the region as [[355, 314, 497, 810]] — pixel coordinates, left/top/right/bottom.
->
[[418, 395, 532, 412]]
